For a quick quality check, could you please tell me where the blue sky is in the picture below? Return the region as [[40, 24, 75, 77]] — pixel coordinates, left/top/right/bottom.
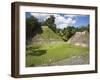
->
[[26, 12, 90, 29], [73, 15, 89, 27]]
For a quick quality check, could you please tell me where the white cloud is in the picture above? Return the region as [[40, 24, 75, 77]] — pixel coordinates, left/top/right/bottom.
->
[[30, 13, 50, 22], [64, 15, 77, 18], [72, 20, 76, 24], [66, 18, 73, 23], [30, 13, 76, 29], [54, 14, 76, 29], [57, 24, 68, 29], [54, 14, 66, 25]]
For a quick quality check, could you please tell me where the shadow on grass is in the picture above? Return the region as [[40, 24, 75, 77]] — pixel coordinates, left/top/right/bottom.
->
[[26, 45, 41, 50], [26, 45, 47, 56], [28, 49, 47, 56]]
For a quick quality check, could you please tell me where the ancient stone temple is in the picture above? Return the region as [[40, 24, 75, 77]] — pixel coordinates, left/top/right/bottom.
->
[[68, 31, 89, 47]]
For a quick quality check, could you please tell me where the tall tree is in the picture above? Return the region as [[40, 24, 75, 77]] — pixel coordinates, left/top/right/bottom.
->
[[77, 24, 89, 32], [43, 15, 56, 31], [62, 26, 76, 41], [26, 16, 41, 39]]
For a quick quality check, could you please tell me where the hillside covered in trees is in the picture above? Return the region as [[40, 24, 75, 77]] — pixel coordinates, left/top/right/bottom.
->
[[26, 14, 89, 44]]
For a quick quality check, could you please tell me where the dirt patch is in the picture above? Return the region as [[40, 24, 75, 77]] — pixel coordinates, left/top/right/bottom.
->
[[50, 54, 89, 66], [36, 53, 89, 67]]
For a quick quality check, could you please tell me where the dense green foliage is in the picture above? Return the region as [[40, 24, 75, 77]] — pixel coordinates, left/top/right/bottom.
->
[[57, 26, 76, 41], [76, 24, 89, 32], [43, 15, 57, 32], [26, 16, 42, 40]]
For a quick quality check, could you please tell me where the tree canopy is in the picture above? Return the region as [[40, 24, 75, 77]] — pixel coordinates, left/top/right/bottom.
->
[[26, 16, 42, 40]]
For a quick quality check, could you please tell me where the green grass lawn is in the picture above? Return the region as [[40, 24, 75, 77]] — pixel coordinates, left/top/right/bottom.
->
[[26, 42, 89, 67]]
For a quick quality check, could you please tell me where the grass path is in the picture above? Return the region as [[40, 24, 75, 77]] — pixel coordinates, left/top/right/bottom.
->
[[26, 42, 89, 67]]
